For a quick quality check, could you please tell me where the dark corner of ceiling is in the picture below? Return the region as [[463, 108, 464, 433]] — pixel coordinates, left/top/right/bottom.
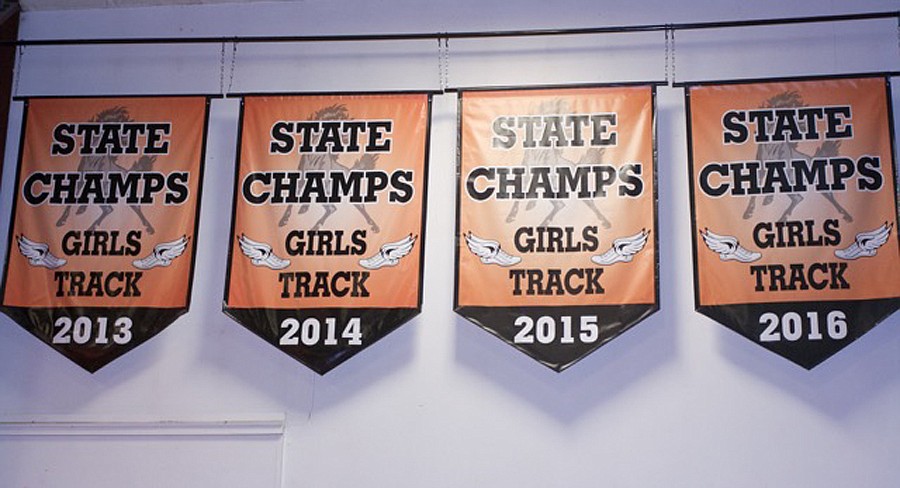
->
[[1, 1, 19, 26]]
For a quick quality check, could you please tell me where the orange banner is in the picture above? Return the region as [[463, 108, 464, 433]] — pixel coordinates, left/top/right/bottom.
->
[[455, 85, 658, 371], [1, 96, 209, 372], [224, 93, 431, 374], [686, 76, 899, 368]]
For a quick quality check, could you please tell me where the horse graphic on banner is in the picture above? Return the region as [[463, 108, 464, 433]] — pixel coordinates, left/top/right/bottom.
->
[[55, 106, 158, 234], [504, 99, 613, 229], [277, 104, 381, 233], [742, 91, 853, 223]]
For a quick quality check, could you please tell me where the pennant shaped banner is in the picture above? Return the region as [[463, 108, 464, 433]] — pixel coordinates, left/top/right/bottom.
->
[[224, 93, 431, 374], [455, 85, 659, 371], [686, 76, 900, 369], [1, 96, 209, 372]]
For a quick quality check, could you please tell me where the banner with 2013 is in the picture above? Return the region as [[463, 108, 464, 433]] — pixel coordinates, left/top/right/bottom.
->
[[1, 96, 209, 372]]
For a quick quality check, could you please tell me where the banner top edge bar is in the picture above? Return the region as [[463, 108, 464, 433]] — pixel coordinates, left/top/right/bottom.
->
[[2, 10, 896, 47], [13, 90, 444, 101], [449, 81, 667, 93], [673, 71, 900, 88], [232, 89, 443, 98], [12, 93, 224, 101]]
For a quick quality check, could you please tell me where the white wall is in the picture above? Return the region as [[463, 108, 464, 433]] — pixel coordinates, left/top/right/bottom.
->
[[1, 1, 899, 487]]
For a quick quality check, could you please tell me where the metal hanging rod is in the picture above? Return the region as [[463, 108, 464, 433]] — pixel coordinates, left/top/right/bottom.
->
[[0, 10, 897, 47]]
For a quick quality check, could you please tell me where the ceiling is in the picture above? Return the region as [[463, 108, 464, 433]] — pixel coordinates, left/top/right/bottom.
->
[[19, 0, 268, 11]]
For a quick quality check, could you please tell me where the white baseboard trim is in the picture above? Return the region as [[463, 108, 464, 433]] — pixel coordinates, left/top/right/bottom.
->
[[0, 413, 285, 437]]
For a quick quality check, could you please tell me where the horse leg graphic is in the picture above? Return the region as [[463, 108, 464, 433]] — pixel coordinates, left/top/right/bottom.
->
[[278, 205, 293, 227], [777, 194, 804, 222], [57, 206, 73, 227], [129, 205, 156, 235], [823, 192, 853, 223], [540, 201, 565, 227], [506, 201, 521, 223], [742, 196, 758, 220], [312, 204, 337, 230], [583, 200, 612, 229], [353, 204, 380, 233], [88, 205, 115, 231]]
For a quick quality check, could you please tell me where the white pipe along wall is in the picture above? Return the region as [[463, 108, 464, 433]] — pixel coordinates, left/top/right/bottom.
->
[[0, 1, 898, 487]]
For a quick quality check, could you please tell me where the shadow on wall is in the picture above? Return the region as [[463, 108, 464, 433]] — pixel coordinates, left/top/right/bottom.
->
[[453, 309, 674, 424], [717, 314, 900, 420]]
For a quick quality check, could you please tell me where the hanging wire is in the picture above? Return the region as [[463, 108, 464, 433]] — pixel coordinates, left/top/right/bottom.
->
[[218, 41, 226, 96], [227, 41, 238, 95], [664, 26, 670, 85], [670, 27, 676, 85], [435, 37, 443, 91], [442, 37, 450, 92], [437, 36, 450, 92]]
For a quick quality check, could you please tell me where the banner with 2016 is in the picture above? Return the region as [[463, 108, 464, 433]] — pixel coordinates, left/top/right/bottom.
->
[[685, 76, 899, 368]]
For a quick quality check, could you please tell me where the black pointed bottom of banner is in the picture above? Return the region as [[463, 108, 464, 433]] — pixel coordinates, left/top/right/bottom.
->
[[698, 298, 899, 369], [223, 307, 420, 375], [0, 306, 186, 373], [455, 304, 658, 372]]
